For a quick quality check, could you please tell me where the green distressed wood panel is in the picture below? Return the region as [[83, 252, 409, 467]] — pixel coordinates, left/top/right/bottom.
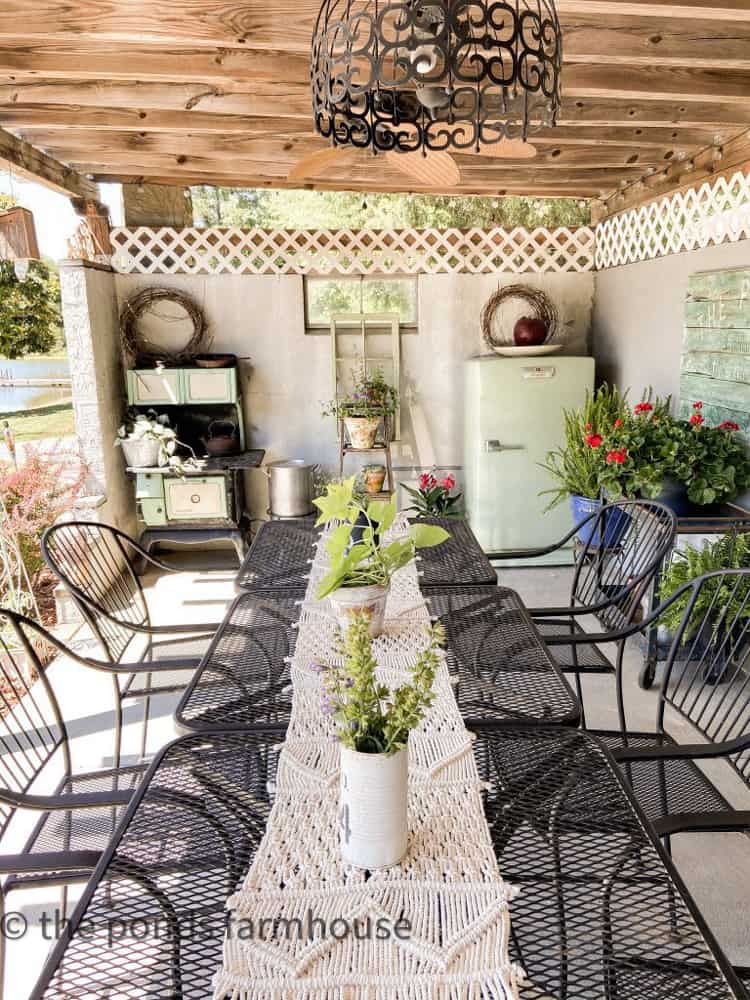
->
[[682, 267, 750, 445]]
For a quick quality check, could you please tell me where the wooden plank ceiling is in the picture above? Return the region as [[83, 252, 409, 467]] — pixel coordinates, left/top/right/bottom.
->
[[1, 0, 749, 213]]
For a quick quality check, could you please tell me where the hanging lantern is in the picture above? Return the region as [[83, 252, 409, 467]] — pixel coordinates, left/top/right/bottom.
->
[[0, 206, 40, 263], [311, 0, 562, 156]]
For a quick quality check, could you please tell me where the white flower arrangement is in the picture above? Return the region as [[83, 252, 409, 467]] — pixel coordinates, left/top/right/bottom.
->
[[115, 411, 195, 471]]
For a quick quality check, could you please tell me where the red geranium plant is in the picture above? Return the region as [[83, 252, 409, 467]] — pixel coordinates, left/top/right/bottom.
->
[[403, 470, 463, 519]]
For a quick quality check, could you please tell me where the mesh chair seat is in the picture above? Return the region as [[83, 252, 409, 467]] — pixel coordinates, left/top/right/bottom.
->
[[593, 731, 734, 827], [6, 764, 148, 888], [534, 618, 614, 673]]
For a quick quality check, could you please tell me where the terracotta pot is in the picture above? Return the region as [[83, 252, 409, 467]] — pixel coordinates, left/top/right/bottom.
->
[[339, 744, 408, 869], [344, 416, 380, 450], [329, 582, 389, 637], [363, 465, 387, 494]]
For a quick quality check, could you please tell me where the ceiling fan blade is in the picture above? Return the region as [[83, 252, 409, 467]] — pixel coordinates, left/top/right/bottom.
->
[[287, 146, 351, 181], [385, 149, 461, 187], [477, 137, 538, 159]]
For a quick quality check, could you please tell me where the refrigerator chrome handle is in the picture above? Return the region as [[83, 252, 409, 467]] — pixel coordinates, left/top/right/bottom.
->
[[484, 439, 526, 453]]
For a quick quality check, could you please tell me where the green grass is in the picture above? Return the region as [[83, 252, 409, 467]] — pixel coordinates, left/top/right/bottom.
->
[[0, 402, 74, 442]]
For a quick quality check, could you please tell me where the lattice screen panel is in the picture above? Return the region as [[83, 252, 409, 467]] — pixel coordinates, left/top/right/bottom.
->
[[109, 225, 595, 275], [596, 169, 750, 270]]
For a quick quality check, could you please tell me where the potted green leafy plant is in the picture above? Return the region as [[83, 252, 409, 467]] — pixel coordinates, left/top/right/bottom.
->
[[322, 363, 398, 450], [661, 404, 750, 512], [659, 532, 750, 682], [313, 476, 449, 636], [320, 611, 444, 868], [403, 470, 463, 519], [362, 463, 387, 494]]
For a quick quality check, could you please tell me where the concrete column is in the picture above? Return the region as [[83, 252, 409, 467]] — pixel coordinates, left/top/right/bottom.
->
[[59, 259, 135, 533], [121, 184, 193, 227]]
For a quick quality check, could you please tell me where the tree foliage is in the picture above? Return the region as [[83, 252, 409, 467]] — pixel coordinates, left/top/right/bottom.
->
[[0, 194, 63, 359], [0, 260, 61, 359], [192, 187, 590, 230]]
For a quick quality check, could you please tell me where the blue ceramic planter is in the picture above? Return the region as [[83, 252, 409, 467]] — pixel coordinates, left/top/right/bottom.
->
[[569, 495, 630, 548]]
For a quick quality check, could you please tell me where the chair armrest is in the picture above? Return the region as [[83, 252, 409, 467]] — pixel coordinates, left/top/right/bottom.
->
[[0, 849, 102, 874], [652, 810, 750, 838], [0, 788, 133, 812], [612, 732, 750, 764], [145, 622, 219, 636]]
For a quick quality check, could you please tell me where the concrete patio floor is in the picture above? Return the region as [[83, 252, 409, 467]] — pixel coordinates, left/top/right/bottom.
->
[[6, 550, 750, 998]]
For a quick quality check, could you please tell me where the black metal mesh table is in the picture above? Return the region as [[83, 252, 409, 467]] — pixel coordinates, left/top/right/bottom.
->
[[175, 585, 580, 733], [234, 519, 321, 593], [426, 585, 580, 727], [31, 728, 744, 1000], [412, 516, 498, 587], [175, 590, 302, 733]]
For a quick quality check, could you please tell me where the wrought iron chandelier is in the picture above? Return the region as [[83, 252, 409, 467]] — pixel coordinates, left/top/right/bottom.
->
[[311, 0, 563, 156]]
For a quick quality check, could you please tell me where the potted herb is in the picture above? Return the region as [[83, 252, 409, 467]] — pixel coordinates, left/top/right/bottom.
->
[[115, 410, 180, 468], [322, 364, 398, 450], [313, 476, 449, 636], [320, 611, 444, 868], [362, 463, 387, 494], [659, 532, 750, 683], [403, 470, 463, 519]]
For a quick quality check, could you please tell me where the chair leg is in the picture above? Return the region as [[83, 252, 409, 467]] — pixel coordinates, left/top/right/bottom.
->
[[112, 675, 124, 771], [0, 884, 6, 1000], [573, 670, 587, 729], [139, 673, 153, 761], [60, 883, 68, 923], [615, 642, 628, 737]]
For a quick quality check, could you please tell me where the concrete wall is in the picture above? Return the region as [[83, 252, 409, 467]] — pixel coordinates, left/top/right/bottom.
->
[[593, 239, 750, 402], [114, 272, 594, 520]]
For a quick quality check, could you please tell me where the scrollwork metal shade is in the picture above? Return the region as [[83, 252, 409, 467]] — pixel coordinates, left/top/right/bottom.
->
[[311, 0, 562, 154]]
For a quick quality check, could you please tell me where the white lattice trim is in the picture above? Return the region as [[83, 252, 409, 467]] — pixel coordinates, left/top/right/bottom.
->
[[109, 225, 595, 275], [596, 168, 750, 269]]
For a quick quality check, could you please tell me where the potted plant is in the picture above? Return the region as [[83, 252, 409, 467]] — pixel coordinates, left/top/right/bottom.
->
[[115, 410, 180, 468], [362, 463, 387, 494], [543, 387, 673, 545], [313, 476, 449, 636], [320, 610, 444, 868], [403, 470, 463, 519], [659, 404, 750, 514], [322, 363, 398, 450], [659, 532, 750, 683]]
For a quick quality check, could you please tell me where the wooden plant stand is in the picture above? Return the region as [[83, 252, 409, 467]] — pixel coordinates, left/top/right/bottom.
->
[[338, 414, 394, 500]]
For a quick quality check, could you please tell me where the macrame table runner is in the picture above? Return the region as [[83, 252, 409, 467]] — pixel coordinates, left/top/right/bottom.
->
[[213, 516, 521, 1000]]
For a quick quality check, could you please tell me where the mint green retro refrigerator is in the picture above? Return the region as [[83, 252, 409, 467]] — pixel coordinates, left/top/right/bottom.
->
[[464, 355, 595, 559]]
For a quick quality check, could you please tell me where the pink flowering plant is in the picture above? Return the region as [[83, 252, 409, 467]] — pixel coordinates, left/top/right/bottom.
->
[[316, 611, 445, 755], [0, 445, 86, 581], [666, 403, 750, 505], [403, 470, 463, 519]]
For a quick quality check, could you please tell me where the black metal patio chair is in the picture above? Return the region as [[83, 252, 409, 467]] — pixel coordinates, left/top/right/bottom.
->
[[0, 609, 148, 1000], [487, 499, 677, 728], [42, 521, 223, 762]]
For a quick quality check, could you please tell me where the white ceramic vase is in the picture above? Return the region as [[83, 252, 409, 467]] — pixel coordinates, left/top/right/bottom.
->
[[339, 744, 408, 869], [343, 416, 380, 449], [121, 437, 161, 469], [329, 582, 389, 637]]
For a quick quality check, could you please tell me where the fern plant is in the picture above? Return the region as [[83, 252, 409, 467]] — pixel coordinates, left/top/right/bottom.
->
[[541, 384, 630, 510], [659, 532, 750, 637]]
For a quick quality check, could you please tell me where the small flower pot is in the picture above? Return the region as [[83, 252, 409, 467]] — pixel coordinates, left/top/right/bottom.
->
[[363, 465, 387, 494], [121, 438, 161, 469], [340, 745, 408, 869], [329, 582, 389, 637], [344, 416, 380, 450]]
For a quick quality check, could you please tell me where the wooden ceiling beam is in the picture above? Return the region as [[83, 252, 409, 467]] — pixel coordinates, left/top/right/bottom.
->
[[1, 45, 749, 105], [596, 127, 750, 218], [98, 172, 603, 198], [557, 0, 750, 19], [0, 124, 97, 198], [19, 127, 675, 171], [0, 105, 732, 153], [2, 81, 749, 134]]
